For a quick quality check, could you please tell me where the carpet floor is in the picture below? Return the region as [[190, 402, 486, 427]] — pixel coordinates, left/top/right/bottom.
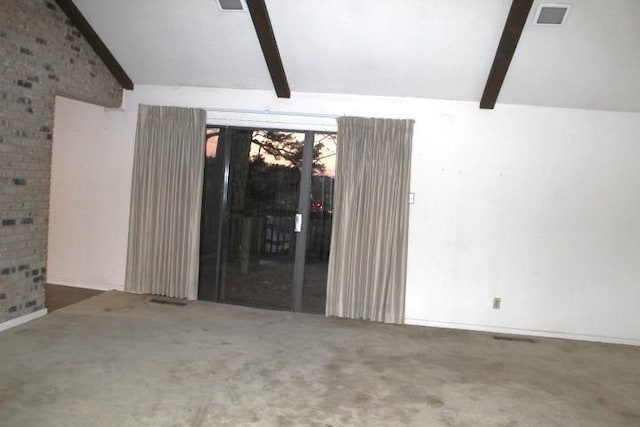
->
[[0, 291, 639, 426]]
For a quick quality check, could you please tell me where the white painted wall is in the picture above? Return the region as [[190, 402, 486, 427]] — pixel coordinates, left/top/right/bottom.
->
[[50, 86, 640, 345], [404, 107, 640, 345], [48, 96, 137, 291]]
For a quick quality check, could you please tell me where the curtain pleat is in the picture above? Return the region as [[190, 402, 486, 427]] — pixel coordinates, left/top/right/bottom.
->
[[125, 105, 206, 300], [326, 117, 414, 324]]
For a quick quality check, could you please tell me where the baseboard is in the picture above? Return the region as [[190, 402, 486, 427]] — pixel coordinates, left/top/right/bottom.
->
[[404, 318, 640, 347], [0, 309, 48, 333]]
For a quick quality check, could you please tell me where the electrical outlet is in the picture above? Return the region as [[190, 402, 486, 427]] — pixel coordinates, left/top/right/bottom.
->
[[493, 297, 501, 310]]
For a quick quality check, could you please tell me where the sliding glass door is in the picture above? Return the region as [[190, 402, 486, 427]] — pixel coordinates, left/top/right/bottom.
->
[[198, 127, 336, 313]]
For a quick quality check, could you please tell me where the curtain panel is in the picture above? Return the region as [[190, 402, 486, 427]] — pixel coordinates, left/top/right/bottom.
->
[[326, 117, 414, 324], [125, 105, 206, 300]]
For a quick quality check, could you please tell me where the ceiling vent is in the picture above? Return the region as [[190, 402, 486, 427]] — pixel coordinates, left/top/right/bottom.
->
[[218, 0, 245, 11], [533, 3, 572, 26]]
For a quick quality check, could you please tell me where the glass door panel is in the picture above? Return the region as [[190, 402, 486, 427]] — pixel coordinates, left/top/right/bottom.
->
[[198, 127, 224, 301], [222, 129, 305, 310], [302, 133, 337, 313]]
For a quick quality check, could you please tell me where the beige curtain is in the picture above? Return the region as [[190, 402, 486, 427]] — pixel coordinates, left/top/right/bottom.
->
[[326, 117, 414, 324], [125, 105, 206, 300]]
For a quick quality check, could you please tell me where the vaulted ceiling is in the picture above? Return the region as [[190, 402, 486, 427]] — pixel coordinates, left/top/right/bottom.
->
[[71, 0, 640, 112]]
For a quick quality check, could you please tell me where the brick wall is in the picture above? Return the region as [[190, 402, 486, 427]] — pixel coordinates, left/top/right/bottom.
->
[[0, 0, 123, 322]]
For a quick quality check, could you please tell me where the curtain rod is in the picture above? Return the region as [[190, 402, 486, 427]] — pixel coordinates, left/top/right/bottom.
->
[[205, 107, 339, 119]]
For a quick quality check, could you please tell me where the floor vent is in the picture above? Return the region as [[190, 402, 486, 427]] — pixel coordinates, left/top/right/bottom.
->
[[149, 298, 187, 306], [493, 335, 536, 343]]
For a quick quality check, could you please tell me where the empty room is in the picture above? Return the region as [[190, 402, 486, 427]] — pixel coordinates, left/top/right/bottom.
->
[[1, 0, 639, 426]]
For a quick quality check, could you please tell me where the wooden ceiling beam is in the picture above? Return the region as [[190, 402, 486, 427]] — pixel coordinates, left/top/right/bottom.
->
[[55, 0, 134, 90], [480, 0, 533, 109], [246, 0, 290, 98]]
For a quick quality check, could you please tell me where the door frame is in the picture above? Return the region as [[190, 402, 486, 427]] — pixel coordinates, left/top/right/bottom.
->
[[291, 131, 314, 311]]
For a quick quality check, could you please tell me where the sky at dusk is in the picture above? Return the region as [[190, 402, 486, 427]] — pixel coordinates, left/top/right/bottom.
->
[[205, 130, 336, 177]]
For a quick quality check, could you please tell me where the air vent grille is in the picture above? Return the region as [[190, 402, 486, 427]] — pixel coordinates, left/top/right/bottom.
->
[[533, 3, 571, 26], [493, 335, 536, 343], [149, 298, 187, 306], [218, 0, 244, 11]]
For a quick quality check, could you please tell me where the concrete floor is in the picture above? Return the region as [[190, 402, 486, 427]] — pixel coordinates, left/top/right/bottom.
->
[[0, 292, 639, 426]]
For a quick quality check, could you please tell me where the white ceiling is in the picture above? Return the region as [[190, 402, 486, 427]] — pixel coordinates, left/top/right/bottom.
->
[[74, 0, 640, 112]]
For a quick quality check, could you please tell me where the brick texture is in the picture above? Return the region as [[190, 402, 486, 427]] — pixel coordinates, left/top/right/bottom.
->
[[0, 0, 123, 322]]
